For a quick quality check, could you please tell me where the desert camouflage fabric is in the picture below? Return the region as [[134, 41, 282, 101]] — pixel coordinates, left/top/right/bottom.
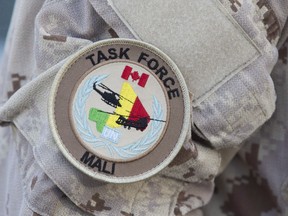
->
[[0, 0, 288, 215]]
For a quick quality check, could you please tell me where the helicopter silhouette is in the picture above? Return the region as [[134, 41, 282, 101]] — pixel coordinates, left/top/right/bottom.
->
[[98, 110, 166, 131], [93, 82, 133, 108]]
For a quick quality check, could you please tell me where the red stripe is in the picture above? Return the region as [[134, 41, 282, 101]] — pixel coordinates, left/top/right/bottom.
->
[[128, 97, 150, 123], [121, 65, 132, 80], [138, 73, 149, 87]]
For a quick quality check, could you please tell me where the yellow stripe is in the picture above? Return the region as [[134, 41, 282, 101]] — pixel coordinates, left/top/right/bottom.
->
[[106, 82, 137, 128]]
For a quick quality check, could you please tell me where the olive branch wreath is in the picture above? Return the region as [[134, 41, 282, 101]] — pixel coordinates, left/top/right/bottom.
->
[[73, 75, 164, 159]]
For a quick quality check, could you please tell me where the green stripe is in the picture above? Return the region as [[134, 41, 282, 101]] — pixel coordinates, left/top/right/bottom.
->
[[89, 108, 109, 133]]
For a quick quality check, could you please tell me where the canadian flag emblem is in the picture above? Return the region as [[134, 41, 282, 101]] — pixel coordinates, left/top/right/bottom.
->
[[121, 65, 149, 88]]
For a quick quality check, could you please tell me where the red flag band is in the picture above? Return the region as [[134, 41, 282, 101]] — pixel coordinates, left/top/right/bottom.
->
[[121, 65, 149, 88]]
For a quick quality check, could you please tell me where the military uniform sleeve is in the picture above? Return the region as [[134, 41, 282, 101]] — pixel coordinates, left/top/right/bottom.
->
[[0, 0, 287, 216]]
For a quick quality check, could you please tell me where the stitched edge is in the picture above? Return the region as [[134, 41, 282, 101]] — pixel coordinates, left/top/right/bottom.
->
[[48, 38, 191, 183]]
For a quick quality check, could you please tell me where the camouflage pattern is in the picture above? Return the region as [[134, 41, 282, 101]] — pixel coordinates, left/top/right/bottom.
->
[[203, 37, 288, 216], [0, 0, 288, 215]]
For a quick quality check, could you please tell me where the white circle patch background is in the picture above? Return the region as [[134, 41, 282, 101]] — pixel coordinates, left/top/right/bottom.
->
[[71, 61, 169, 162]]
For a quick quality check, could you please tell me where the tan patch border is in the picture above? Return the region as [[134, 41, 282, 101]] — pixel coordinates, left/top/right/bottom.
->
[[49, 39, 191, 183]]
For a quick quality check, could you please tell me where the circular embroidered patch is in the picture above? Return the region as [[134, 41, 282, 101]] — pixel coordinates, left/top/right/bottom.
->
[[49, 39, 190, 183]]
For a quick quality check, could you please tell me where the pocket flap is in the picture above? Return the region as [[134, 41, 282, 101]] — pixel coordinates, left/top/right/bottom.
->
[[105, 0, 261, 105]]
